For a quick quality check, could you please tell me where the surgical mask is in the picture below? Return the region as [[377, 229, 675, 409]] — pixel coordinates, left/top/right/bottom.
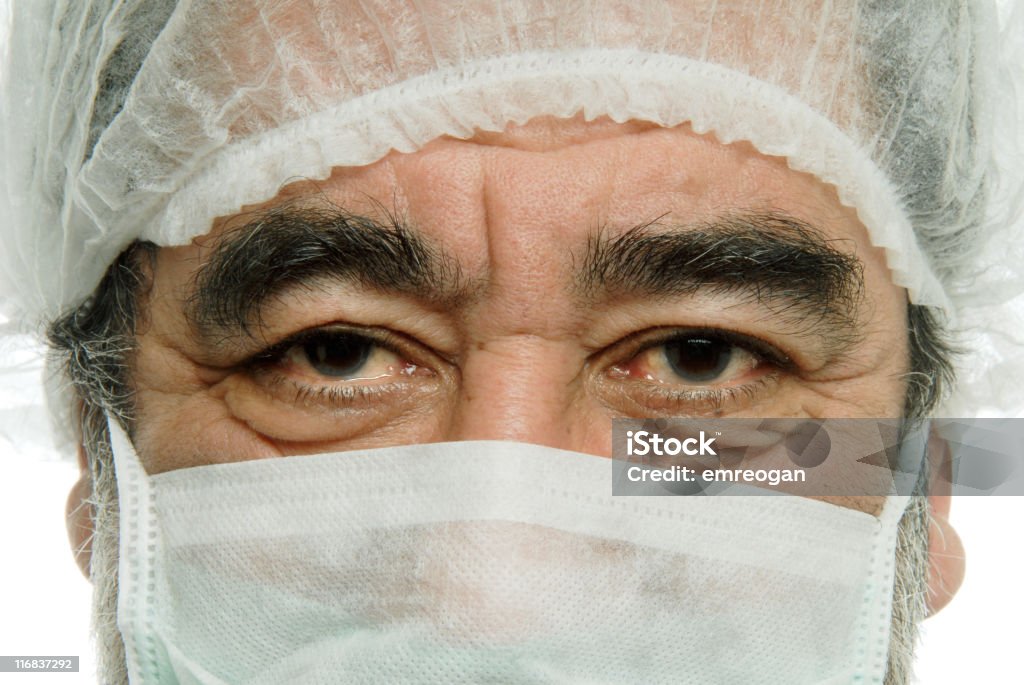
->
[[109, 420, 909, 684]]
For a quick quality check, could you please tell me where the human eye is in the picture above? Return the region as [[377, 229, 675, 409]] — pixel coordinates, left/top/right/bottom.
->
[[246, 325, 438, 407], [597, 328, 791, 415]]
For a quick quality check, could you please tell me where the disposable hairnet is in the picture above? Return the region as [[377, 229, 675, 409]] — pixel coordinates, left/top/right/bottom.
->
[[1, 0, 1022, 417]]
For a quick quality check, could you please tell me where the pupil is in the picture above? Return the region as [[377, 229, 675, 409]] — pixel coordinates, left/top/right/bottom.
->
[[303, 335, 373, 377], [664, 337, 731, 382]]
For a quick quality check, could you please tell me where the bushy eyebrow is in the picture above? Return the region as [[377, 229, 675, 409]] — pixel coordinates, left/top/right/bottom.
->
[[189, 204, 866, 359], [576, 213, 866, 352], [187, 202, 467, 341]]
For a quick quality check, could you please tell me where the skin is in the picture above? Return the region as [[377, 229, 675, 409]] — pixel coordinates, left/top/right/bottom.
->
[[66, 115, 963, 611]]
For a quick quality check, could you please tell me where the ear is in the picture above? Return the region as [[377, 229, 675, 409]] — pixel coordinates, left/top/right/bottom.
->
[[65, 442, 93, 579], [924, 430, 965, 616]]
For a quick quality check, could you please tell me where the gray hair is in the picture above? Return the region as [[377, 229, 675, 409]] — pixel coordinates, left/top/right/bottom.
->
[[48, 244, 154, 685]]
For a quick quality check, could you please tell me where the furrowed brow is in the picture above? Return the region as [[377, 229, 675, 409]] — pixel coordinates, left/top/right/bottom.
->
[[577, 212, 866, 346], [187, 202, 464, 340]]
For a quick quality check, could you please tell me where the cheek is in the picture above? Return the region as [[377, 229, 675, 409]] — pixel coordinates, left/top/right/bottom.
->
[[129, 329, 280, 471], [766, 374, 908, 419], [220, 372, 455, 451], [132, 368, 458, 472], [131, 336, 459, 472], [132, 386, 282, 473]]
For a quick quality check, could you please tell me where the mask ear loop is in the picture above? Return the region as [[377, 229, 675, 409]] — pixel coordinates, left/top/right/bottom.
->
[[851, 491, 911, 683], [108, 416, 163, 684], [852, 418, 929, 683]]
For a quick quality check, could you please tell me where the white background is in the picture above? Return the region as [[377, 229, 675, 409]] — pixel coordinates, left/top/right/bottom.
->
[[0, 1, 1021, 683]]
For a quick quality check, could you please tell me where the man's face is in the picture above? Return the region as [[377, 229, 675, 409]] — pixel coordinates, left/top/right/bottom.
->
[[130, 116, 908, 491], [69, 116, 961, 685]]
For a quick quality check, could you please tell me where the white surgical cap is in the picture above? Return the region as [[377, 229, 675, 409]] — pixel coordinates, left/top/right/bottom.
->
[[1, 0, 1023, 418]]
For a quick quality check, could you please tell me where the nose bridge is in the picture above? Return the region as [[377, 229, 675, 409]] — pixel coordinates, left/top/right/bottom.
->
[[450, 336, 582, 449], [438, 137, 623, 451]]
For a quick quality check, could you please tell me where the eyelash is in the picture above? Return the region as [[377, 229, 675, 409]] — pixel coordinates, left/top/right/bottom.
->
[[292, 380, 398, 407], [248, 326, 404, 367], [615, 327, 793, 371], [244, 324, 792, 414], [627, 373, 781, 412], [595, 327, 791, 412], [245, 326, 425, 408]]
